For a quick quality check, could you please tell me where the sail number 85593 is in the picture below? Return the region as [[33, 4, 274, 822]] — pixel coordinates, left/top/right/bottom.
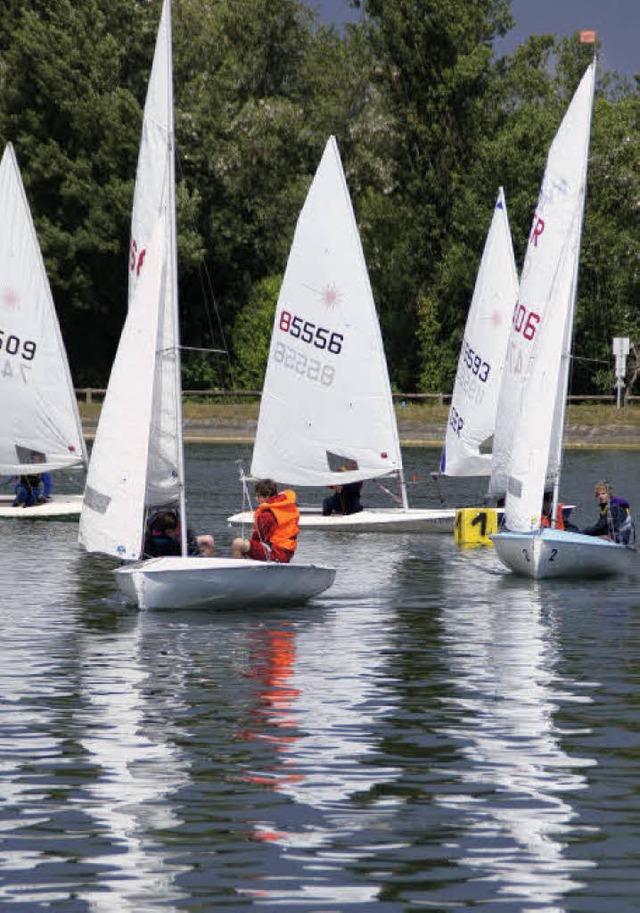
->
[[279, 310, 343, 355]]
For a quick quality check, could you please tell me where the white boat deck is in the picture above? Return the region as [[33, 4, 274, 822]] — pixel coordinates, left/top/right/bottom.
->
[[227, 505, 458, 533], [0, 494, 83, 520]]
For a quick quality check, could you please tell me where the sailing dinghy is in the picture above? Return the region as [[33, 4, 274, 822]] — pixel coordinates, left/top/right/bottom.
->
[[0, 143, 87, 519], [227, 136, 455, 533], [78, 0, 335, 610], [490, 59, 636, 579]]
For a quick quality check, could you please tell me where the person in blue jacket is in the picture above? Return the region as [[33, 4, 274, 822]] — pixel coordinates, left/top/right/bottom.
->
[[12, 452, 52, 507], [581, 481, 633, 544]]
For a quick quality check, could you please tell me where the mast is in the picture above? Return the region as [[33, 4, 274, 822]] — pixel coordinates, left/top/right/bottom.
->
[[165, 0, 188, 555], [551, 56, 597, 524]]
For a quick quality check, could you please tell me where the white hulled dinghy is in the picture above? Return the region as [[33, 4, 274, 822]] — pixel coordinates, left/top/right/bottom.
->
[[78, 0, 335, 609], [0, 143, 87, 519], [490, 58, 636, 579], [227, 136, 457, 534]]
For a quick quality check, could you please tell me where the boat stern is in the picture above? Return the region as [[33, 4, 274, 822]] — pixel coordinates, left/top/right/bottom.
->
[[492, 528, 636, 579]]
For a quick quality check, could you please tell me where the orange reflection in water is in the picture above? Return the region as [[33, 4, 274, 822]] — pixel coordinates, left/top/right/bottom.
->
[[238, 625, 303, 796]]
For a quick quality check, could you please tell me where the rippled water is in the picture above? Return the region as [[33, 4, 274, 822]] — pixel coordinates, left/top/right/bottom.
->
[[1, 445, 639, 912]]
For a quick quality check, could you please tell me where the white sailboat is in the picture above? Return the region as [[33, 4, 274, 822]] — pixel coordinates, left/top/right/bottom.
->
[[227, 136, 454, 533], [491, 59, 636, 579], [439, 187, 518, 479], [78, 0, 335, 610], [0, 143, 87, 519]]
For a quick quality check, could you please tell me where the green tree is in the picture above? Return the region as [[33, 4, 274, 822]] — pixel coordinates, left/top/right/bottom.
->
[[174, 2, 315, 334], [0, 0, 156, 384], [577, 84, 640, 397], [348, 0, 513, 390], [231, 274, 281, 389]]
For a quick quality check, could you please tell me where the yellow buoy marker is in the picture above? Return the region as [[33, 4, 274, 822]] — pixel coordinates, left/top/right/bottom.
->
[[454, 507, 498, 547]]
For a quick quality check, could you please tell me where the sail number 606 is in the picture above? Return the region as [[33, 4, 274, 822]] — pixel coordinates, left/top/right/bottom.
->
[[512, 302, 540, 341], [279, 310, 343, 355]]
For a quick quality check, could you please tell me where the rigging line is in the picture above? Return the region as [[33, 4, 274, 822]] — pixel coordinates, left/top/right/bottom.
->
[[173, 144, 234, 362], [572, 354, 610, 365], [374, 478, 403, 506], [171, 144, 236, 392], [181, 345, 227, 354]]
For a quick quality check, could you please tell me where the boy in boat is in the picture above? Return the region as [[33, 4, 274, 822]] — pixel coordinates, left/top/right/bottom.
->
[[231, 479, 299, 563], [322, 458, 363, 516], [581, 481, 633, 544], [143, 510, 215, 558]]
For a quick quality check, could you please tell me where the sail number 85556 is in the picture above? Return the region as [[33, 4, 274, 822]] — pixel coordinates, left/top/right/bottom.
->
[[279, 310, 343, 355]]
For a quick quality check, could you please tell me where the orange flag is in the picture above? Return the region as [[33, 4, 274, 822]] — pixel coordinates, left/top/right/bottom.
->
[[579, 29, 597, 43]]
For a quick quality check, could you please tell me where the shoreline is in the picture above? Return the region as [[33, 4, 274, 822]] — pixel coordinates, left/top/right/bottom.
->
[[81, 420, 640, 450]]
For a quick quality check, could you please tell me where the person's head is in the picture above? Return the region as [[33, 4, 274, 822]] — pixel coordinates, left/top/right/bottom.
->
[[153, 511, 180, 537], [595, 481, 612, 504], [255, 479, 278, 502]]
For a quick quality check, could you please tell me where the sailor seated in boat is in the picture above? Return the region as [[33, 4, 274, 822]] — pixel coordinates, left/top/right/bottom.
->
[[143, 510, 215, 558], [12, 453, 52, 507], [231, 479, 299, 563], [581, 481, 633, 545], [322, 459, 363, 516]]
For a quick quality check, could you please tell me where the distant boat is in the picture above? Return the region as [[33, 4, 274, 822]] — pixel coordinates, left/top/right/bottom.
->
[[439, 187, 518, 478], [0, 143, 87, 519], [491, 59, 636, 578], [78, 0, 335, 609], [228, 135, 456, 534]]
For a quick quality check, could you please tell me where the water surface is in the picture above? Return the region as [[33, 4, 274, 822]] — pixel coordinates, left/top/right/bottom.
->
[[1, 445, 639, 911]]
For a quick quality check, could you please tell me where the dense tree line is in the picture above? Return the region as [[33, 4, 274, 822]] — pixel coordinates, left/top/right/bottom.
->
[[0, 0, 638, 394]]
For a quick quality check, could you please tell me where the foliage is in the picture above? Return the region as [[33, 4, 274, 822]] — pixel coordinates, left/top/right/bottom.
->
[[0, 0, 638, 396], [0, 0, 157, 383], [231, 274, 282, 389]]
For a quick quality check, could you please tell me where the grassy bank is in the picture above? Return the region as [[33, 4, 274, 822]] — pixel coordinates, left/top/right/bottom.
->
[[78, 400, 640, 448], [78, 399, 640, 426]]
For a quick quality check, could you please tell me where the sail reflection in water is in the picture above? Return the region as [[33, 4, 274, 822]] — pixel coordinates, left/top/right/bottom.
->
[[72, 611, 190, 912], [436, 558, 597, 905]]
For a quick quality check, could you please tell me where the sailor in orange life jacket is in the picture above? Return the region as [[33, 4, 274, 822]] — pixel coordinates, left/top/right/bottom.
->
[[540, 491, 565, 530], [231, 479, 299, 563]]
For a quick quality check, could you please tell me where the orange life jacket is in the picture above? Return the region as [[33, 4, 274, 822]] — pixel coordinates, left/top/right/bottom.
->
[[541, 502, 565, 530], [255, 490, 300, 553]]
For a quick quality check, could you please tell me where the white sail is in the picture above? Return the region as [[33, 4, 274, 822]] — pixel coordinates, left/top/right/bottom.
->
[[129, 0, 182, 511], [80, 0, 182, 559], [79, 219, 165, 559], [440, 188, 518, 477], [250, 136, 403, 489], [0, 143, 87, 475], [493, 62, 596, 531]]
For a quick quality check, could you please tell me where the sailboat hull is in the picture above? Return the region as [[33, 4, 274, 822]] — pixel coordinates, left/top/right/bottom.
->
[[0, 494, 83, 520], [113, 556, 336, 610], [227, 507, 458, 533], [491, 528, 637, 579]]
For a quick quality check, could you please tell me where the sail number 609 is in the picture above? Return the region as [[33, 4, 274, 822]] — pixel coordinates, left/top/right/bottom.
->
[[0, 329, 37, 360], [279, 310, 343, 355], [512, 302, 540, 341]]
